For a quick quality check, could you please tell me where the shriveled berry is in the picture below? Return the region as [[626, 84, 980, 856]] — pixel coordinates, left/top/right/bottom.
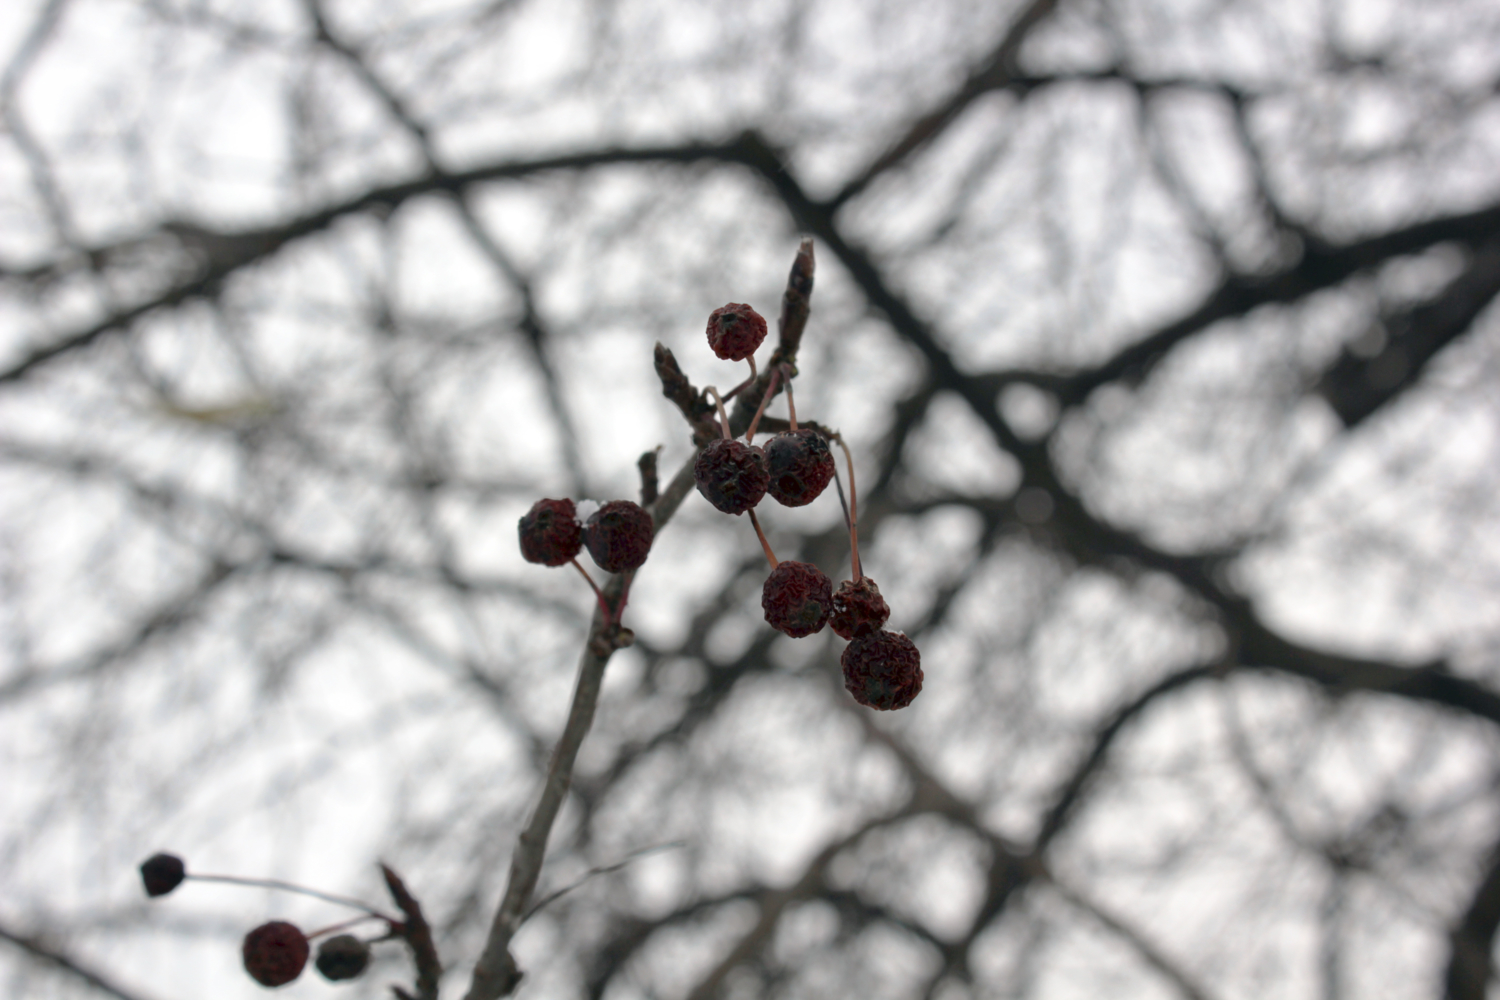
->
[[315, 934, 370, 982], [694, 438, 769, 515], [706, 303, 768, 362], [829, 577, 890, 640], [764, 429, 835, 507], [585, 500, 654, 573], [242, 921, 309, 988], [519, 498, 583, 566], [762, 560, 832, 638], [139, 853, 186, 897], [841, 630, 922, 710]]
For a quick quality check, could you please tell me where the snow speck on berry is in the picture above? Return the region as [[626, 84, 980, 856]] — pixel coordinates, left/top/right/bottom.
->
[[829, 577, 890, 640]]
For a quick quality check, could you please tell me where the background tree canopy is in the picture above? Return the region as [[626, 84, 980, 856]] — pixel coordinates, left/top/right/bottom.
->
[[2, 0, 1499, 997]]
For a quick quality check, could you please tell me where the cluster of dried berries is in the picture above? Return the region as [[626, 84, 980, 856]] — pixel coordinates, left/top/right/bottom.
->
[[518, 497, 655, 628], [140, 852, 386, 988], [518, 498, 653, 574], [684, 295, 921, 711]]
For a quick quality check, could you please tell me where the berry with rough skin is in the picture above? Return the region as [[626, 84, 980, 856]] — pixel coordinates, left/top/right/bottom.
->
[[706, 303, 768, 362], [242, 921, 309, 988], [139, 853, 186, 898], [518, 498, 583, 566], [764, 429, 835, 507], [315, 934, 370, 982], [841, 630, 922, 710], [584, 500, 654, 573], [828, 577, 890, 640], [694, 438, 769, 515], [762, 560, 833, 638]]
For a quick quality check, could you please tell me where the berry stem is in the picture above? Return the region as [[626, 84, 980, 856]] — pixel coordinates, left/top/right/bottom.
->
[[743, 366, 782, 444], [782, 365, 798, 432], [722, 354, 758, 401], [305, 914, 389, 941], [704, 386, 732, 440], [747, 508, 778, 568], [570, 558, 613, 623], [832, 434, 861, 581], [184, 874, 393, 919]]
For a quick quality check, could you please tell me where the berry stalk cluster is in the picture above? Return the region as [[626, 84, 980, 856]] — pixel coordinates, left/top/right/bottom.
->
[[670, 248, 920, 711], [138, 853, 436, 992], [517, 496, 654, 646]]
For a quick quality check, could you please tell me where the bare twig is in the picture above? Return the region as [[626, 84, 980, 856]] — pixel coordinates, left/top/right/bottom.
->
[[637, 448, 661, 506], [771, 237, 815, 363], [383, 863, 442, 1000], [1046, 874, 1216, 1000], [653, 342, 720, 445], [522, 841, 686, 921], [463, 241, 819, 1000], [0, 920, 162, 1000]]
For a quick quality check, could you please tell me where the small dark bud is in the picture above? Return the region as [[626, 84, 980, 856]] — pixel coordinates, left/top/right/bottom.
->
[[762, 561, 833, 638], [139, 853, 186, 898], [828, 577, 890, 640], [519, 498, 583, 566], [764, 428, 835, 507], [706, 303, 768, 362], [242, 921, 309, 988], [315, 934, 370, 982], [841, 630, 922, 710], [694, 438, 769, 515], [584, 500, 654, 573]]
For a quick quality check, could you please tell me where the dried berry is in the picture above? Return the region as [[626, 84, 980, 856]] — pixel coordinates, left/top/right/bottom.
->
[[764, 429, 835, 507], [518, 498, 583, 566], [841, 630, 922, 710], [762, 560, 832, 638], [828, 577, 890, 640], [584, 500, 654, 573], [139, 853, 186, 897], [694, 438, 769, 515], [315, 934, 370, 982], [242, 921, 309, 988], [706, 303, 768, 362]]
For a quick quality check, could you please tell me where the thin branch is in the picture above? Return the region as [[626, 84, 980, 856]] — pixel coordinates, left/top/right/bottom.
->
[[463, 239, 817, 1000], [831, 0, 1061, 208], [1318, 234, 1500, 426], [0, 920, 163, 1000], [1046, 874, 1216, 1000], [683, 813, 907, 1000], [383, 863, 442, 1000], [522, 841, 685, 921]]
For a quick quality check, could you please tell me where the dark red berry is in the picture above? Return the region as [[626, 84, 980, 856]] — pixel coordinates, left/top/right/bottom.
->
[[762, 560, 832, 638], [841, 630, 922, 710], [242, 921, 309, 988], [584, 500, 654, 573], [706, 303, 768, 362], [315, 934, 370, 982], [139, 853, 186, 897], [829, 577, 890, 640], [694, 438, 769, 515], [764, 429, 835, 507], [519, 498, 583, 566]]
